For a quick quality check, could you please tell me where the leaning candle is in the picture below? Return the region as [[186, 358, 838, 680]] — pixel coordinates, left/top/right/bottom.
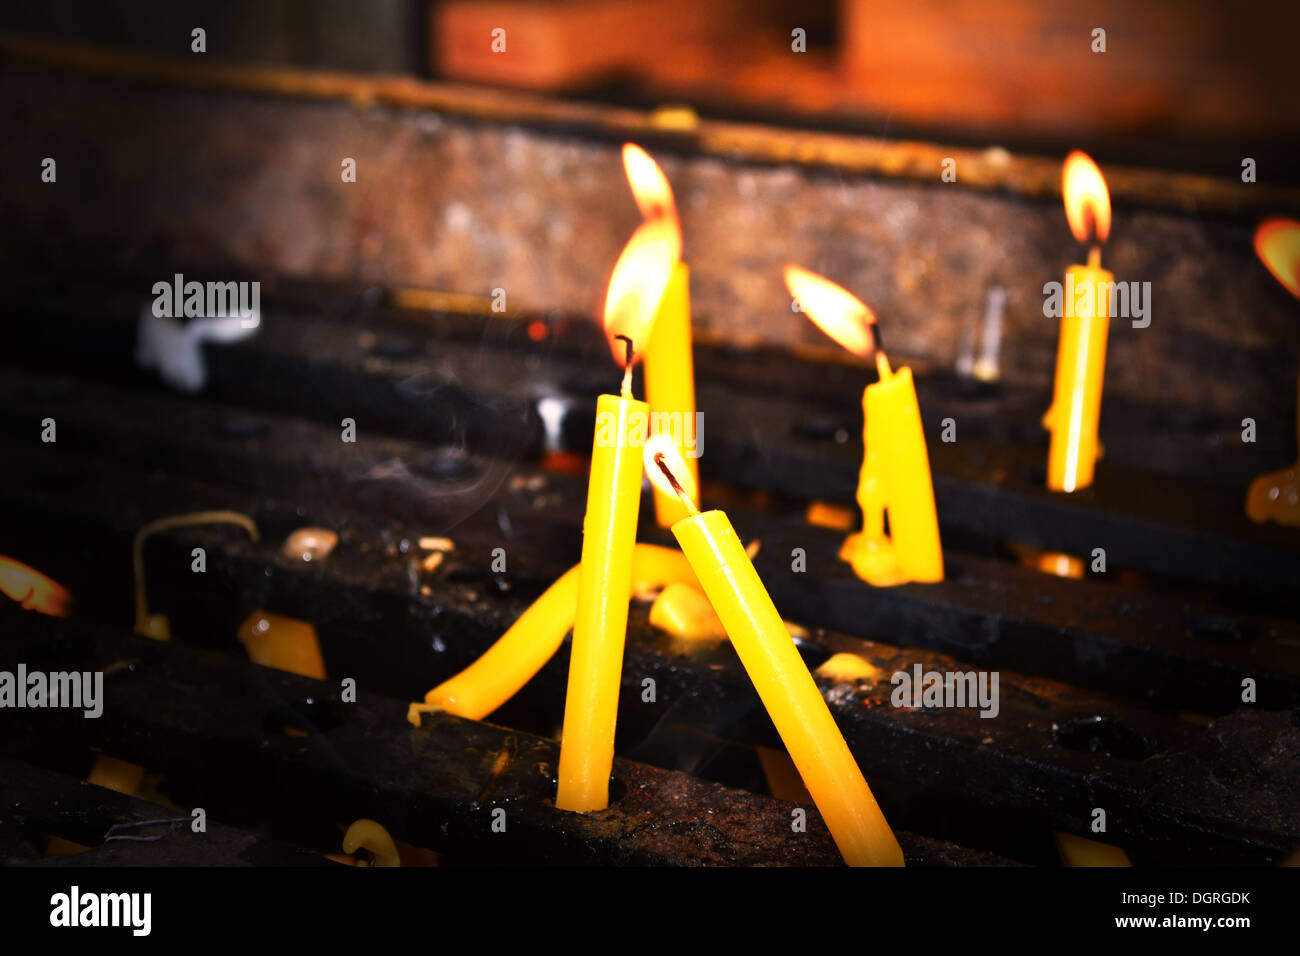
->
[[1245, 217, 1300, 527], [784, 266, 942, 587], [556, 223, 674, 813], [408, 544, 697, 725], [1044, 151, 1114, 493], [644, 436, 903, 867], [623, 143, 699, 527]]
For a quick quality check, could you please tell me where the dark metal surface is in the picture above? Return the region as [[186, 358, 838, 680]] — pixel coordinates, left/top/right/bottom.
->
[[1, 283, 1297, 866], [1, 372, 1296, 714], [1, 609, 1017, 866], [0, 757, 333, 866], [0, 439, 1293, 862]]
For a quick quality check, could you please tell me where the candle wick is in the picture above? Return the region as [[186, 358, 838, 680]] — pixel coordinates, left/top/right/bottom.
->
[[615, 334, 635, 397], [653, 452, 700, 516], [1088, 244, 1102, 269], [875, 350, 892, 380]]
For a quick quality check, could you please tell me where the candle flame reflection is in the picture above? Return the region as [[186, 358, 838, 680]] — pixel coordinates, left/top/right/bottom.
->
[[0, 555, 72, 616], [603, 218, 676, 367], [644, 434, 699, 511], [784, 265, 877, 357], [1254, 218, 1300, 299], [623, 143, 682, 263], [1063, 151, 1111, 245]]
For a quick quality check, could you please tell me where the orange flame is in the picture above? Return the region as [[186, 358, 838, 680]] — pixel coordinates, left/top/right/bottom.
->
[[0, 555, 72, 616], [784, 265, 876, 356], [643, 434, 698, 508], [1254, 218, 1300, 299], [603, 218, 676, 366], [1063, 151, 1111, 244], [623, 143, 682, 263]]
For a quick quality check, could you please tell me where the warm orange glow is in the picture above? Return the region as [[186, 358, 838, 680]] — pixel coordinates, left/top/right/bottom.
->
[[1254, 218, 1300, 299], [784, 265, 876, 356], [0, 556, 71, 616], [643, 433, 698, 509], [622, 143, 682, 263], [1063, 151, 1111, 244], [603, 218, 676, 366]]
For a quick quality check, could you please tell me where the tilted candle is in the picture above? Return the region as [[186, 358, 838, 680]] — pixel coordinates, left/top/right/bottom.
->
[[1044, 151, 1114, 493], [644, 436, 904, 866], [556, 221, 675, 813], [408, 544, 698, 725], [1245, 218, 1300, 527], [784, 266, 943, 586], [623, 143, 699, 527]]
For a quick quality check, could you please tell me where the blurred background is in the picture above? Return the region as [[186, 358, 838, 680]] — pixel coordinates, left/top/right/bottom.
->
[[4, 0, 1298, 177]]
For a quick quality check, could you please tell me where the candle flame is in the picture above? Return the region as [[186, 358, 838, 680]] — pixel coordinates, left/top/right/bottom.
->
[[0, 555, 72, 616], [1254, 218, 1300, 299], [643, 434, 699, 510], [1063, 151, 1111, 245], [604, 218, 675, 367], [623, 143, 682, 263], [784, 265, 877, 356]]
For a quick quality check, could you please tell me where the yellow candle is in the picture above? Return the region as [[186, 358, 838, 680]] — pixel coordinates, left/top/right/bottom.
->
[[645, 261, 699, 526], [556, 389, 648, 812], [556, 217, 675, 813], [645, 437, 904, 867], [784, 266, 943, 587], [237, 610, 326, 680], [1045, 151, 1113, 493], [409, 544, 697, 724], [623, 143, 698, 527]]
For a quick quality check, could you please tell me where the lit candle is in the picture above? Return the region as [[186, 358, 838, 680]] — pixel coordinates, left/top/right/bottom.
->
[[784, 266, 943, 586], [644, 436, 903, 866], [1044, 151, 1114, 493], [623, 143, 699, 527], [1246, 217, 1300, 527], [555, 222, 675, 813]]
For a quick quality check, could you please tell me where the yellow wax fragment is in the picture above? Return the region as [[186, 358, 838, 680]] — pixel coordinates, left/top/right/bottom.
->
[[237, 611, 326, 680], [1246, 464, 1300, 527], [756, 746, 814, 804], [650, 105, 699, 131], [816, 653, 885, 683], [0, 555, 72, 616], [342, 819, 401, 867], [1055, 831, 1132, 867], [87, 755, 145, 796], [649, 583, 726, 641], [281, 526, 338, 562], [805, 501, 856, 531]]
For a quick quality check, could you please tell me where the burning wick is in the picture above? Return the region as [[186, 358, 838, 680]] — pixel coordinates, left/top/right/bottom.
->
[[615, 334, 635, 397], [652, 452, 700, 517], [870, 324, 892, 379]]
